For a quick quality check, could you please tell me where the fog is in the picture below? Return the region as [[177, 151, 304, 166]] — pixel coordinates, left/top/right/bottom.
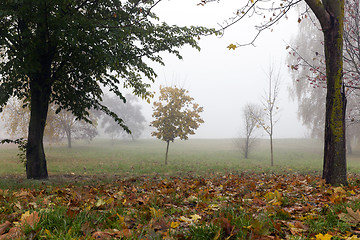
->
[[138, 0, 308, 139], [0, 0, 310, 140]]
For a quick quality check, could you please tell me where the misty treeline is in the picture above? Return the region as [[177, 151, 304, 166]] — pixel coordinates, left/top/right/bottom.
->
[[0, 94, 147, 148], [287, 1, 360, 154]]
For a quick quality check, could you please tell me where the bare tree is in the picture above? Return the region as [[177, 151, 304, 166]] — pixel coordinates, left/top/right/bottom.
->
[[238, 103, 263, 159], [254, 67, 281, 166]]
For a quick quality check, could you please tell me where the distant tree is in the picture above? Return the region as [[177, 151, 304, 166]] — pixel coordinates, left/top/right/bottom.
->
[[253, 67, 281, 166], [101, 94, 146, 140], [150, 86, 204, 165], [1, 98, 98, 148], [238, 103, 263, 159], [0, 0, 213, 179], [49, 108, 99, 148]]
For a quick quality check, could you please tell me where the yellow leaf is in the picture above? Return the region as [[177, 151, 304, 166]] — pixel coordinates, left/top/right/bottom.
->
[[179, 216, 192, 223], [346, 235, 360, 240], [250, 0, 254, 3], [315, 233, 333, 240], [348, 190, 356, 195], [190, 214, 202, 222], [227, 44, 237, 50], [170, 221, 180, 229], [150, 207, 163, 218], [95, 198, 106, 207], [334, 186, 346, 195]]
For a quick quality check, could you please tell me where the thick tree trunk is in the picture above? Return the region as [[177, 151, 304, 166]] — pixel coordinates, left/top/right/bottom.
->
[[165, 141, 170, 165], [26, 81, 50, 179], [305, 0, 346, 185], [322, 4, 347, 185]]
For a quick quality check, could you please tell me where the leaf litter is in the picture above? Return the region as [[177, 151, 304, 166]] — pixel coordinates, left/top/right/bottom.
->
[[1, 172, 360, 239]]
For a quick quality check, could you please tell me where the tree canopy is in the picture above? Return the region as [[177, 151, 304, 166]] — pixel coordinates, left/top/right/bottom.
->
[[0, 0, 213, 179]]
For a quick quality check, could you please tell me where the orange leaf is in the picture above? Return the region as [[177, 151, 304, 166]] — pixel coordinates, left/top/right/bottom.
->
[[20, 211, 40, 229]]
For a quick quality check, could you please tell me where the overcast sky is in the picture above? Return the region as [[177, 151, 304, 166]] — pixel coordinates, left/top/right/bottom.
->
[[137, 0, 309, 139], [0, 0, 310, 140]]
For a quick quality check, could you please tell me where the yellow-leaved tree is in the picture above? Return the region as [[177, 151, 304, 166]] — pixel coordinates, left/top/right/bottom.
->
[[1, 98, 98, 149], [150, 86, 204, 165]]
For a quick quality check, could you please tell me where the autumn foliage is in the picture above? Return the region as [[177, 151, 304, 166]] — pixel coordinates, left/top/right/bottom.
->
[[2, 173, 360, 239], [151, 86, 204, 164]]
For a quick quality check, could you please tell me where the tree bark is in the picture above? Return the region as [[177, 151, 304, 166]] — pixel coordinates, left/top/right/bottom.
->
[[66, 129, 72, 149], [165, 140, 170, 165], [306, 0, 347, 185], [26, 80, 50, 179], [322, 5, 347, 186]]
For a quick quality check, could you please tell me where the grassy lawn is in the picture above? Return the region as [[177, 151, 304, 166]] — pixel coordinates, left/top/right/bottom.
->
[[1, 138, 360, 239], [1, 138, 329, 178]]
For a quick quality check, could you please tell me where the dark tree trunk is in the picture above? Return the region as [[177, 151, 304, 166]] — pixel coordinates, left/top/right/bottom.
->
[[321, 4, 347, 185], [26, 80, 50, 179], [165, 141, 170, 165], [305, 0, 346, 185]]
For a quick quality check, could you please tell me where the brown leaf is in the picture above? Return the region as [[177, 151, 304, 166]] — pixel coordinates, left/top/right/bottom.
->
[[0, 227, 24, 240], [0, 221, 11, 235], [20, 211, 40, 229], [91, 231, 113, 240]]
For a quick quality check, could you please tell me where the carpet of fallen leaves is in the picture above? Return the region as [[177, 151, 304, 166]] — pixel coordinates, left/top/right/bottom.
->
[[2, 172, 360, 239]]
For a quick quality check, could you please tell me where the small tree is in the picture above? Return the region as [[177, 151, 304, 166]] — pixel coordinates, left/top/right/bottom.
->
[[254, 67, 281, 166], [238, 103, 263, 159], [150, 86, 204, 165]]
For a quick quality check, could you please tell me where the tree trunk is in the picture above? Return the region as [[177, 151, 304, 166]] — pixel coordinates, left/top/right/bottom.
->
[[244, 137, 249, 159], [347, 137, 352, 155], [165, 141, 170, 165], [321, 2, 347, 185], [270, 134, 274, 167], [67, 129, 72, 149], [305, 0, 347, 185], [26, 81, 50, 179]]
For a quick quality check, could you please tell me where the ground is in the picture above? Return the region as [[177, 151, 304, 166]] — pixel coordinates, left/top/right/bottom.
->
[[1, 139, 360, 239]]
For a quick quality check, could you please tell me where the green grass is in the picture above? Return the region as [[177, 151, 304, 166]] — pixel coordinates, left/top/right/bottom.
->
[[0, 138, 324, 177], [2, 137, 358, 179], [2, 137, 360, 185]]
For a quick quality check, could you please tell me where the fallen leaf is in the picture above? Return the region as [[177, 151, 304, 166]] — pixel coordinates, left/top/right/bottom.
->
[[170, 222, 180, 229], [0, 227, 24, 240], [20, 211, 40, 229], [315, 233, 333, 240], [0, 221, 11, 235]]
